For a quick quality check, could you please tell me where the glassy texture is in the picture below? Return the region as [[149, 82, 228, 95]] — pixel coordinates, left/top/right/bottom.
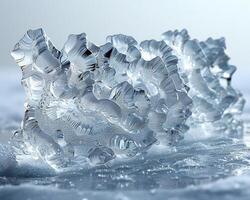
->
[[11, 28, 244, 170]]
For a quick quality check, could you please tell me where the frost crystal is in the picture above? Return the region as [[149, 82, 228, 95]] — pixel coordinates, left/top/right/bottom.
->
[[11, 28, 244, 170]]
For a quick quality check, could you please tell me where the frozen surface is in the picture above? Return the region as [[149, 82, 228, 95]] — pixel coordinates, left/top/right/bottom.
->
[[1, 128, 250, 200]]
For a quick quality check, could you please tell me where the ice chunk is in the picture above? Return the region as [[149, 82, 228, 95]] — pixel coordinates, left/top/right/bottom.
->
[[11, 28, 244, 170]]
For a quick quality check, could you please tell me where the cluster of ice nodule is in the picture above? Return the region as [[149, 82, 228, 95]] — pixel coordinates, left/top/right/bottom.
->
[[11, 28, 244, 170]]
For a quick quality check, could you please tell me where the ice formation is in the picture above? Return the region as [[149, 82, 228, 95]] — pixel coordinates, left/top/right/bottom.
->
[[162, 30, 245, 136], [11, 28, 244, 170]]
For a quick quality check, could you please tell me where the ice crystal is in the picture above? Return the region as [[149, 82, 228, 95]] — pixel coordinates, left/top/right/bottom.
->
[[11, 28, 244, 170]]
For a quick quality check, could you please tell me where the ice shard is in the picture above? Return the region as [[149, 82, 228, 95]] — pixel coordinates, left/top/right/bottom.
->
[[11, 28, 244, 170]]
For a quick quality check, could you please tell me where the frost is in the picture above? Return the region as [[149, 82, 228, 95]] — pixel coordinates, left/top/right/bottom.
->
[[11, 28, 244, 170]]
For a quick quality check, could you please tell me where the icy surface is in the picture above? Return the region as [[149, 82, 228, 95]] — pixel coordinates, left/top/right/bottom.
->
[[1, 135, 250, 200]]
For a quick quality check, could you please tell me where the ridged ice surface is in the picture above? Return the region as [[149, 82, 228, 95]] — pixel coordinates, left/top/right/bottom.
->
[[10, 28, 244, 170]]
